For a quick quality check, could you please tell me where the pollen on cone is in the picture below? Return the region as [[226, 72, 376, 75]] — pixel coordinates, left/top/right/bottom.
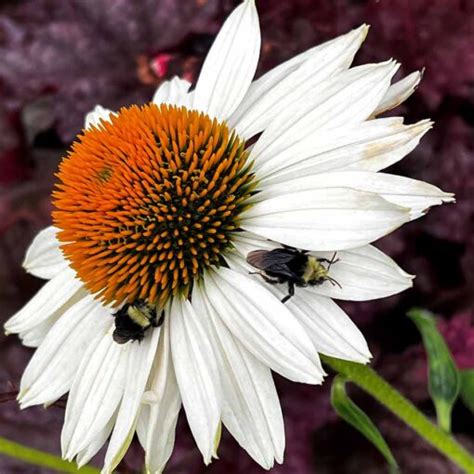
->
[[53, 103, 256, 307]]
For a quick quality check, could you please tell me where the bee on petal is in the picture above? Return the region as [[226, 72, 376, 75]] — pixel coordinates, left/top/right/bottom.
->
[[112, 302, 164, 344], [247, 246, 341, 303]]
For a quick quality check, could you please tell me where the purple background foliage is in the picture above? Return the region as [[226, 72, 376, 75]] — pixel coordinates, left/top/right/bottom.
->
[[1, 0, 473, 472]]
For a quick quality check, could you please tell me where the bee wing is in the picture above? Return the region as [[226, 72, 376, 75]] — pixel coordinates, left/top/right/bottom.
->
[[246, 249, 271, 270], [246, 248, 303, 278], [113, 330, 130, 344]]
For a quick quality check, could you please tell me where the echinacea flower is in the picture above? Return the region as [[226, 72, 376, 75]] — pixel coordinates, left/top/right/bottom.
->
[[4, 1, 454, 472]]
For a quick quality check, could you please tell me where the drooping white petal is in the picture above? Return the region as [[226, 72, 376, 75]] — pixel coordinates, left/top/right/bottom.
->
[[62, 324, 125, 460], [136, 405, 150, 450], [145, 318, 182, 474], [193, 0, 260, 120], [76, 418, 115, 468], [241, 188, 410, 251], [103, 328, 161, 474], [250, 61, 399, 165], [22, 226, 68, 280], [283, 291, 371, 363], [257, 171, 455, 220], [206, 267, 324, 383], [169, 297, 221, 464], [373, 70, 422, 116], [309, 245, 413, 301], [229, 25, 369, 139], [19, 320, 57, 348], [193, 283, 284, 468], [84, 105, 114, 130], [18, 296, 111, 408], [16, 285, 83, 348], [152, 76, 192, 108], [255, 119, 432, 182], [4, 268, 84, 335]]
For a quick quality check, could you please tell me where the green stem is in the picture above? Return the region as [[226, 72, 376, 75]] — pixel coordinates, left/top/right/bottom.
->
[[321, 355, 474, 473], [0, 436, 100, 473]]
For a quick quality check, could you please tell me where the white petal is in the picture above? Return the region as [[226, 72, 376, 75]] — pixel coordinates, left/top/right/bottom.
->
[[62, 324, 125, 460], [284, 291, 371, 363], [230, 25, 364, 106], [309, 245, 413, 301], [152, 76, 192, 107], [257, 171, 454, 220], [193, 284, 284, 468], [22, 226, 68, 280], [76, 418, 115, 468], [136, 404, 150, 450], [255, 118, 432, 182], [205, 267, 324, 383], [18, 296, 111, 408], [16, 286, 87, 347], [232, 231, 276, 256], [193, 0, 260, 120], [373, 70, 422, 116], [84, 105, 114, 130], [145, 318, 181, 474], [169, 297, 221, 464], [241, 188, 410, 251], [229, 25, 369, 139], [250, 61, 399, 165], [19, 316, 63, 348], [4, 267, 84, 335], [103, 328, 161, 474]]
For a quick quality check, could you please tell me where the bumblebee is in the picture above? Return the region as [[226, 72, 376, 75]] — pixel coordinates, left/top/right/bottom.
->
[[112, 302, 164, 344], [247, 246, 341, 303]]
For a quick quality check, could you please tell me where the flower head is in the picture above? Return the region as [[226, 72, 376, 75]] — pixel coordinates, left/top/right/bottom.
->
[[54, 103, 255, 307], [5, 1, 454, 472]]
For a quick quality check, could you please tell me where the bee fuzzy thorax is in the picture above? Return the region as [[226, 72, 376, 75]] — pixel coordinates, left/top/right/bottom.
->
[[302, 256, 329, 284], [127, 304, 155, 328]]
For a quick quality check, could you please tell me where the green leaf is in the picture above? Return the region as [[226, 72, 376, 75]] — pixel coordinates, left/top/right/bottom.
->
[[330, 374, 399, 471], [408, 308, 461, 433], [460, 369, 474, 414]]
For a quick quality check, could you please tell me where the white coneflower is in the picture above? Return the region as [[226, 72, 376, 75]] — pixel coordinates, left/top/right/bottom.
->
[[5, 1, 453, 472]]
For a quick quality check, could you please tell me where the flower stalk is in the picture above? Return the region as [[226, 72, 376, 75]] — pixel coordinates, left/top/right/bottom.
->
[[321, 355, 474, 472], [0, 436, 99, 473]]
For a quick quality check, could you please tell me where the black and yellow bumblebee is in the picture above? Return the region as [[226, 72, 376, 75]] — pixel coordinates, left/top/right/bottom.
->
[[112, 302, 164, 344], [247, 246, 341, 303]]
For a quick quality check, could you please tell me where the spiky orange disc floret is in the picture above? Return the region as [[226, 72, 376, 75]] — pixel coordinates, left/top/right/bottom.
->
[[53, 104, 256, 307]]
